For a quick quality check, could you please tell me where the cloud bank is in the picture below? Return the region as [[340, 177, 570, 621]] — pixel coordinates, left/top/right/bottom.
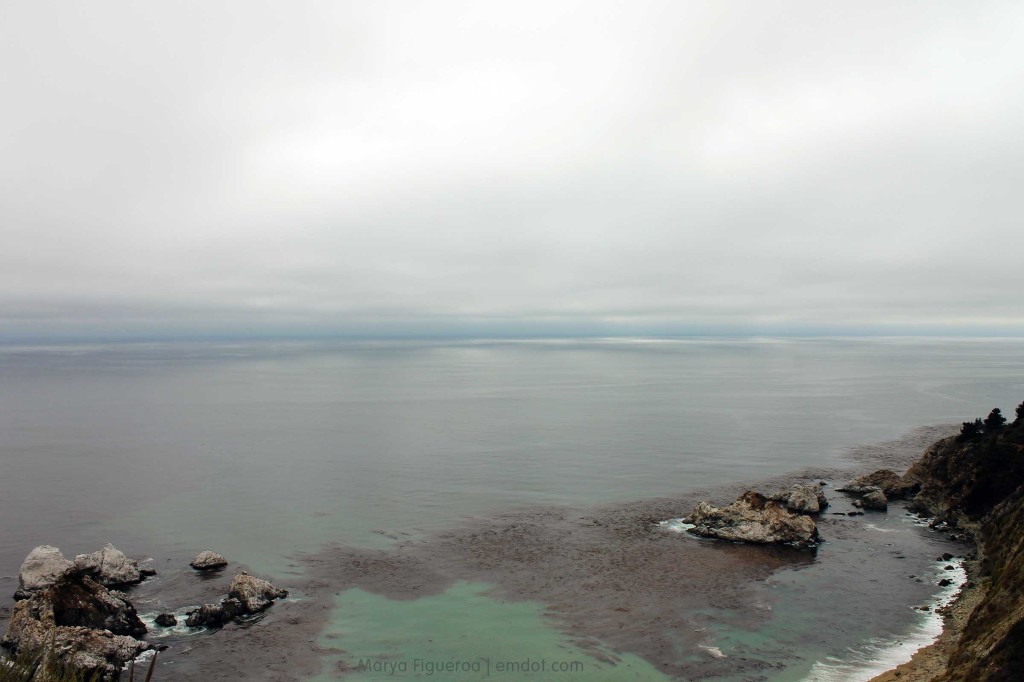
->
[[2, 1, 1023, 339]]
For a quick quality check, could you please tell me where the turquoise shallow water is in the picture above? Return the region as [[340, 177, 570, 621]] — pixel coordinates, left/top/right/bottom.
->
[[0, 337, 1021, 679], [311, 581, 665, 682]]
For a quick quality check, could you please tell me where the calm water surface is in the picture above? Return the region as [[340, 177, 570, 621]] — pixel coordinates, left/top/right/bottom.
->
[[0, 338, 1021, 680]]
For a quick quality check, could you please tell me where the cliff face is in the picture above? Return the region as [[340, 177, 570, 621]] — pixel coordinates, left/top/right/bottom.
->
[[903, 418, 1024, 681], [905, 421, 1024, 527]]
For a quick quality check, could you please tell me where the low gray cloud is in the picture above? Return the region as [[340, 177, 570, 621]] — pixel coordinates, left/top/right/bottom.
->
[[2, 1, 1023, 339]]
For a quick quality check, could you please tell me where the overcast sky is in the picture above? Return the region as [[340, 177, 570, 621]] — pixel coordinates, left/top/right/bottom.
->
[[2, 1, 1023, 340]]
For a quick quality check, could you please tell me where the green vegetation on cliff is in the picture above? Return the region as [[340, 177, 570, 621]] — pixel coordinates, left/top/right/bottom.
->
[[905, 406, 1024, 681]]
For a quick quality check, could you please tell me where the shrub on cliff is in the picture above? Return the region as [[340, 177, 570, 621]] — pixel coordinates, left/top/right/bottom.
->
[[983, 408, 1007, 434], [958, 418, 984, 442]]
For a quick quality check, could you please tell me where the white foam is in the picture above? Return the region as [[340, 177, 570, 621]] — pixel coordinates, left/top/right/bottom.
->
[[700, 645, 727, 659], [803, 560, 967, 681], [139, 607, 206, 637], [658, 518, 696, 534]]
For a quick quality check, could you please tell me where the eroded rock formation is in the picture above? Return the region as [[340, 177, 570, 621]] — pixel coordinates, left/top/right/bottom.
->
[[185, 572, 288, 628], [683, 490, 820, 548], [2, 571, 150, 680], [13, 545, 75, 600], [74, 543, 144, 588]]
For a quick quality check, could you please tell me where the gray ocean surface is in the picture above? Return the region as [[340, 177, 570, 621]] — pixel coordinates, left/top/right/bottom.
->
[[1, 337, 1022, 680]]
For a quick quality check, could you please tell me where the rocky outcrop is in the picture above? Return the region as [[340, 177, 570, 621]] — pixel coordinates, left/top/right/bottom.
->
[[14, 545, 75, 600], [185, 572, 288, 628], [904, 428, 1024, 528], [838, 468, 920, 500], [74, 543, 143, 588], [837, 467, 925, 512], [46, 574, 146, 638], [2, 572, 150, 680], [185, 599, 245, 628], [770, 483, 828, 514], [853, 489, 888, 511], [4, 546, 291, 677], [16, 544, 150, 601], [6, 624, 149, 681], [190, 550, 228, 571], [839, 469, 897, 495], [683, 491, 820, 548], [877, 411, 1024, 681], [228, 572, 289, 612], [155, 612, 177, 627]]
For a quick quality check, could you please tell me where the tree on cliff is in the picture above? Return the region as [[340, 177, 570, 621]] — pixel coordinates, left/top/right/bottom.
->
[[959, 418, 983, 441], [983, 408, 1007, 434], [1015, 400, 1024, 424]]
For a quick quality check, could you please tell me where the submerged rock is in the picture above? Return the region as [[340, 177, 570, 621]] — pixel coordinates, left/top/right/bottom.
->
[[190, 550, 228, 571], [2, 572, 150, 680], [74, 543, 143, 587], [683, 491, 820, 548], [14, 545, 76, 600], [771, 483, 828, 514]]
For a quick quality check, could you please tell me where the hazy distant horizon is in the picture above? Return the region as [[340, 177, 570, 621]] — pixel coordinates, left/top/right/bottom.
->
[[6, 325, 1024, 346]]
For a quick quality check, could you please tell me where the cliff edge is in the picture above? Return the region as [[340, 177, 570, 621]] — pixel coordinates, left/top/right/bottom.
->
[[887, 406, 1024, 681]]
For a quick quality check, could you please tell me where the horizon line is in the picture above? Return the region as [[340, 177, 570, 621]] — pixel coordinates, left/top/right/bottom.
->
[[4, 329, 1024, 347]]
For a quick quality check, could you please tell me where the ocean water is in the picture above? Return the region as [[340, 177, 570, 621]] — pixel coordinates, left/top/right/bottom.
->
[[0, 337, 1021, 680]]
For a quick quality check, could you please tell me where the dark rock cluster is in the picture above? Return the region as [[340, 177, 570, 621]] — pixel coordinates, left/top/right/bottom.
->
[[184, 571, 288, 627], [2, 545, 288, 681]]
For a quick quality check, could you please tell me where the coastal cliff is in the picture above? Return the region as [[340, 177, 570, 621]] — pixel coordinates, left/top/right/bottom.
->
[[882, 408, 1024, 681]]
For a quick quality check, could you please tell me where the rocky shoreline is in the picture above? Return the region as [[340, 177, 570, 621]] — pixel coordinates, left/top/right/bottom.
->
[[865, 404, 1024, 681], [1, 547, 288, 680], [869, 561, 985, 682]]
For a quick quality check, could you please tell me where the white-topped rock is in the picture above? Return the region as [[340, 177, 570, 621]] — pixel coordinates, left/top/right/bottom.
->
[[14, 545, 75, 600], [228, 572, 288, 613], [190, 550, 228, 571], [74, 543, 142, 587], [683, 491, 820, 548]]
